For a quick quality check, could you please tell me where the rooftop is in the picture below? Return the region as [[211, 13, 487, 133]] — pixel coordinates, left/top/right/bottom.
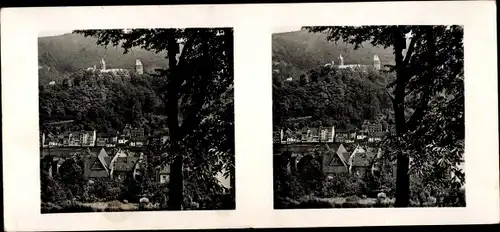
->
[[114, 157, 140, 172]]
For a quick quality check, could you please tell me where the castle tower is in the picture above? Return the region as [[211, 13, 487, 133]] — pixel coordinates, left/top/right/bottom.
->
[[339, 54, 344, 66], [135, 59, 144, 75], [373, 54, 381, 70], [100, 58, 106, 70]]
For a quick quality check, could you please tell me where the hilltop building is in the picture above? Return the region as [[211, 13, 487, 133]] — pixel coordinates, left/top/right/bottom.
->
[[86, 58, 145, 75], [324, 54, 382, 71], [373, 54, 381, 70], [136, 59, 144, 75], [101, 58, 106, 70]]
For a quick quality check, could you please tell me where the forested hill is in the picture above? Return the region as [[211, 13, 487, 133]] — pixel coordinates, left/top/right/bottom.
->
[[38, 33, 168, 83], [273, 66, 395, 131], [39, 70, 167, 134], [272, 29, 395, 75]]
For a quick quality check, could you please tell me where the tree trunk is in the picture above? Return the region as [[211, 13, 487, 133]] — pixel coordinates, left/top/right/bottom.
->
[[392, 26, 411, 207], [168, 154, 184, 210], [230, 157, 236, 208], [165, 31, 184, 210]]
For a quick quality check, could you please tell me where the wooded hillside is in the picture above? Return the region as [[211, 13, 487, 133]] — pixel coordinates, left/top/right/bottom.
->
[[38, 33, 168, 84]]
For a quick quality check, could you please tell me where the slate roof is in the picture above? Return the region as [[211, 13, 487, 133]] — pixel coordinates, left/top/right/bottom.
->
[[351, 151, 377, 167], [114, 157, 139, 172], [84, 150, 110, 178]]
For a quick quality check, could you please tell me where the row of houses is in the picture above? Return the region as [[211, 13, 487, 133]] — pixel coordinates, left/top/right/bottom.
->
[[41, 147, 233, 188], [321, 143, 463, 183], [41, 126, 170, 148], [273, 123, 395, 144], [321, 144, 389, 177], [41, 148, 172, 184]]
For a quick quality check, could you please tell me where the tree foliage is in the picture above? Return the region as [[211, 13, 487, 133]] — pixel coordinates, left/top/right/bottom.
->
[[75, 28, 235, 210], [39, 71, 165, 134], [273, 65, 394, 130], [304, 25, 464, 207]]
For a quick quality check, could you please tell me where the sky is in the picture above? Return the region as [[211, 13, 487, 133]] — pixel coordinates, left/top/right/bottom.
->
[[39, 27, 302, 37], [272, 26, 302, 33], [39, 30, 73, 37]]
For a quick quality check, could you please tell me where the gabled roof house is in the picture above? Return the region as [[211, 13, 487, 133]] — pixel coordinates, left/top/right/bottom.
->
[[84, 148, 111, 178]]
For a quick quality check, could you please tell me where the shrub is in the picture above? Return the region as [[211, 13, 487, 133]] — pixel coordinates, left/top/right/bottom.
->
[[321, 173, 365, 198], [103, 200, 138, 212], [41, 201, 99, 213], [289, 197, 334, 209], [41, 176, 69, 203]]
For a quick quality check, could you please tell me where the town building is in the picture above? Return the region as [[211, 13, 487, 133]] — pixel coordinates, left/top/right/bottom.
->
[[86, 58, 145, 75], [130, 127, 145, 138], [274, 126, 334, 144], [273, 130, 282, 144], [68, 131, 81, 147], [149, 129, 169, 147], [324, 54, 382, 71], [368, 132, 387, 143], [96, 133, 108, 147], [368, 124, 383, 134], [322, 143, 350, 176], [158, 165, 170, 184], [347, 145, 378, 176], [281, 129, 301, 143], [111, 156, 140, 180], [319, 126, 335, 142], [130, 136, 147, 147], [355, 130, 369, 142], [83, 148, 111, 179], [117, 134, 129, 145], [335, 129, 355, 143], [80, 130, 97, 147]]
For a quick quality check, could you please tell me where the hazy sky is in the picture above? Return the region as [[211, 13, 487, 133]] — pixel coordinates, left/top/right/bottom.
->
[[272, 26, 302, 33], [39, 27, 302, 37], [39, 30, 73, 37]]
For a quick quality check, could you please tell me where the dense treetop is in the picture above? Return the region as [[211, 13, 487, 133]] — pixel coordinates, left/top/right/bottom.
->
[[273, 65, 396, 131], [39, 70, 167, 134]]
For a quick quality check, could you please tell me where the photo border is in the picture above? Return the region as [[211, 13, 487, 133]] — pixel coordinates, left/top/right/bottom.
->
[[1, 1, 498, 231]]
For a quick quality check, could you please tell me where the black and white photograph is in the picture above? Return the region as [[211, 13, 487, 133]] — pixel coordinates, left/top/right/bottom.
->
[[38, 28, 235, 212], [2, 2, 498, 231], [273, 26, 465, 209]]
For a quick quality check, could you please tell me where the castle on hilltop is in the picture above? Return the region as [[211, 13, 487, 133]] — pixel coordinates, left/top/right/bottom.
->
[[324, 54, 381, 71], [86, 58, 144, 75]]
